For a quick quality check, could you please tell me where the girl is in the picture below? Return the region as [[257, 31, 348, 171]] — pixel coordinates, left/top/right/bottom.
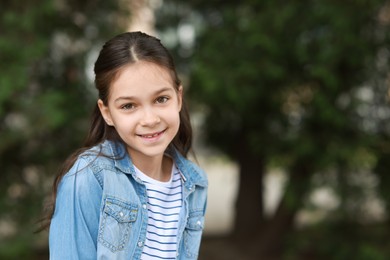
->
[[48, 32, 208, 259]]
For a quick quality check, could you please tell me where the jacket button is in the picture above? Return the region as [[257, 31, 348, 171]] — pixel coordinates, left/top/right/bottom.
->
[[143, 204, 147, 209], [138, 241, 143, 247]]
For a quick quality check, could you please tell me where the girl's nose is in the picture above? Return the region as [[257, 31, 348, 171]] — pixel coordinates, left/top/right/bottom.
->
[[140, 107, 160, 127]]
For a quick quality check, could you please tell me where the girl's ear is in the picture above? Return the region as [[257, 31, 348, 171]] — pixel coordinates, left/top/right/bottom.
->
[[97, 99, 113, 126], [177, 85, 183, 111]]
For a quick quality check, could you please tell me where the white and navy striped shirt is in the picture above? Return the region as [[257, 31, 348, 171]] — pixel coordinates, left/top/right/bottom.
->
[[134, 164, 183, 260]]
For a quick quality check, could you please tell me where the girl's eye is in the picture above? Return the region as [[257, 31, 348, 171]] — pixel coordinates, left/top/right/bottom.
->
[[156, 96, 169, 104], [121, 103, 135, 110]]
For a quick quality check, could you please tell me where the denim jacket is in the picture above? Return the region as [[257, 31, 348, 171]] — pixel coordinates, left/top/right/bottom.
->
[[49, 140, 208, 259]]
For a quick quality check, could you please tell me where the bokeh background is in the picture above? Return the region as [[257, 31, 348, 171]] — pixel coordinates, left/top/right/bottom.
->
[[1, 0, 390, 259]]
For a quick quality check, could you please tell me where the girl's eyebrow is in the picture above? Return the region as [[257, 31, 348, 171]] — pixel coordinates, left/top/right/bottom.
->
[[114, 87, 174, 103]]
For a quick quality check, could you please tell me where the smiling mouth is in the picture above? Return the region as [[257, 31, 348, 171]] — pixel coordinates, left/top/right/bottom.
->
[[138, 129, 166, 139]]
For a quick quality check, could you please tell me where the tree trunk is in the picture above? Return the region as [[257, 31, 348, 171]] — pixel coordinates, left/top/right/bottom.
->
[[253, 160, 314, 258], [232, 147, 265, 241]]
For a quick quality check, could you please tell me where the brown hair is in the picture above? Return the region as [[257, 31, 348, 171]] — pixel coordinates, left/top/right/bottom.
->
[[40, 31, 193, 230]]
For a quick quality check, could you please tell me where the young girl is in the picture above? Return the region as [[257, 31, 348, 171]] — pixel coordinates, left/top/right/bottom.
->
[[48, 32, 208, 259]]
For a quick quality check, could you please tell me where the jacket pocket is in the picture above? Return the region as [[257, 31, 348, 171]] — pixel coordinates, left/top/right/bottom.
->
[[183, 211, 205, 258], [98, 197, 138, 252]]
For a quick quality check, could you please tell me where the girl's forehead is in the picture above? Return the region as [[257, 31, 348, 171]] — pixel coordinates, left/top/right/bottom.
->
[[108, 61, 176, 97], [117, 61, 173, 84]]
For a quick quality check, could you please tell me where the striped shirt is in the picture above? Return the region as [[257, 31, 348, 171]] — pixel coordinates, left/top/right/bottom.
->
[[134, 164, 183, 260]]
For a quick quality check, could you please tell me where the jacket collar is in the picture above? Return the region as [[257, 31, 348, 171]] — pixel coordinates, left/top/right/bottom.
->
[[105, 140, 208, 188], [168, 147, 208, 189]]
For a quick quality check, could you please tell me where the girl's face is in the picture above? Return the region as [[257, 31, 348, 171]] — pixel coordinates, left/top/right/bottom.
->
[[98, 61, 182, 166]]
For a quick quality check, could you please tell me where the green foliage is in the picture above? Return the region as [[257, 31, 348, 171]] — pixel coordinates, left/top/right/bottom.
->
[[0, 0, 125, 257], [176, 0, 390, 257], [284, 222, 390, 260], [373, 135, 390, 214], [189, 0, 388, 167]]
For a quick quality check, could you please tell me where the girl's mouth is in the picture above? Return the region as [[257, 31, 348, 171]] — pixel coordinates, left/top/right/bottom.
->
[[138, 129, 166, 140]]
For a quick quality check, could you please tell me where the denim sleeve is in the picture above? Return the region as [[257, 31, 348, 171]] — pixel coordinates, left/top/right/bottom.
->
[[49, 157, 102, 260]]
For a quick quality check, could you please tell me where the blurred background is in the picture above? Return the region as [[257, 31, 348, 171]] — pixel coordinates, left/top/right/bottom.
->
[[1, 0, 390, 259]]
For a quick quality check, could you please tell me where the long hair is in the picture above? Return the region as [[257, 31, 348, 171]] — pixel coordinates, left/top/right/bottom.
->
[[39, 32, 193, 230]]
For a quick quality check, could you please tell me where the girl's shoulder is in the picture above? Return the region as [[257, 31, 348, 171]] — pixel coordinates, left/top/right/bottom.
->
[[62, 141, 123, 180], [61, 141, 129, 190], [79, 140, 126, 167]]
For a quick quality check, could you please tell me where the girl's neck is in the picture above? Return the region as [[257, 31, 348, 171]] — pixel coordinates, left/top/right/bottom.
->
[[132, 154, 173, 182]]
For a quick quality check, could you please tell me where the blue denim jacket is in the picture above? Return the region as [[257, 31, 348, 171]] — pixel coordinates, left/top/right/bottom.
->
[[49, 140, 208, 259]]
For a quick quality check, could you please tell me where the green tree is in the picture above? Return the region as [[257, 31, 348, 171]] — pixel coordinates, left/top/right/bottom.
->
[[184, 0, 390, 258], [0, 0, 127, 257]]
